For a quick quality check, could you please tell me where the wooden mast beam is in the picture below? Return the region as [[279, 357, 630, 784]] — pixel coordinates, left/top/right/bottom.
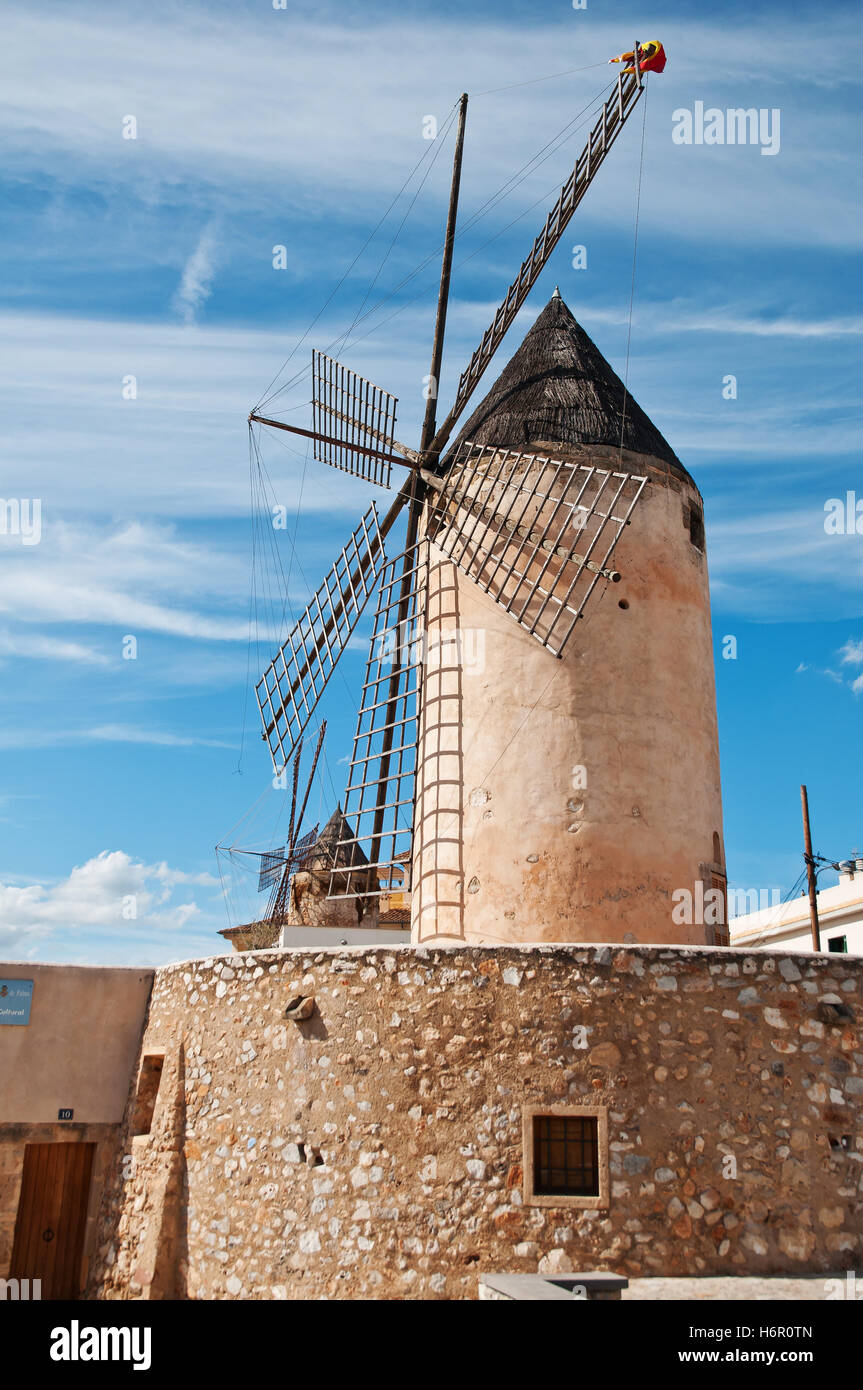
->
[[426, 58, 645, 463], [367, 92, 470, 875], [248, 413, 418, 470]]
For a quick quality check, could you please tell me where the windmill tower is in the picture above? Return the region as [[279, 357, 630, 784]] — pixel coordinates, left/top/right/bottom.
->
[[248, 46, 725, 951], [412, 292, 725, 945]]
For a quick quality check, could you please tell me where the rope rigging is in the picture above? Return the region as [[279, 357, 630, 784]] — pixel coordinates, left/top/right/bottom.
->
[[474, 59, 611, 98], [257, 77, 614, 412], [254, 99, 462, 412]]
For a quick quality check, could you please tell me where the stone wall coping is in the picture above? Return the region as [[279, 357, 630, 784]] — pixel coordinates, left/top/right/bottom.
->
[[0, 961, 155, 977], [4, 945, 858, 979], [148, 941, 863, 974]]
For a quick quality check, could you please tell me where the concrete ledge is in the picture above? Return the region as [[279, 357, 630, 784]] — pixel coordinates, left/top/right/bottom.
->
[[480, 1272, 628, 1301]]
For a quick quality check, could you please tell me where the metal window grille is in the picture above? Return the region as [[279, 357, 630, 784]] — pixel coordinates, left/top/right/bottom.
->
[[533, 1115, 599, 1196], [255, 505, 386, 773], [328, 541, 426, 902], [428, 441, 646, 656], [312, 351, 398, 488]]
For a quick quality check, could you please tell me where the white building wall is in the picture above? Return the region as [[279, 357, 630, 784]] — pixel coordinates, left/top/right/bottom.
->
[[279, 925, 410, 948], [730, 870, 863, 955]]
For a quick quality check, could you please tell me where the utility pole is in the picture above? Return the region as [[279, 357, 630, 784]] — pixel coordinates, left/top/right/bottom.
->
[[800, 784, 821, 952]]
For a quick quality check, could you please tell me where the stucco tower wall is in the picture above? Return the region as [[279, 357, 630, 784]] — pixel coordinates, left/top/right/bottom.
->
[[412, 445, 724, 946]]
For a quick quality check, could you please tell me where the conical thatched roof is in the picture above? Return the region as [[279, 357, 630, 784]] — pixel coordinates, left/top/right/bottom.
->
[[450, 291, 688, 480], [313, 804, 368, 871]]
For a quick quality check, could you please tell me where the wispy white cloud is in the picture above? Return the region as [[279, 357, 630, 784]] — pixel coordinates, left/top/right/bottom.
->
[[1, 302, 858, 552], [0, 629, 108, 664], [792, 640, 863, 696], [3, 6, 860, 250], [0, 518, 269, 642], [172, 223, 220, 325], [0, 849, 220, 964], [583, 304, 863, 340], [0, 310, 392, 519], [839, 640, 863, 695], [88, 723, 234, 748], [708, 505, 863, 620], [0, 724, 235, 751]]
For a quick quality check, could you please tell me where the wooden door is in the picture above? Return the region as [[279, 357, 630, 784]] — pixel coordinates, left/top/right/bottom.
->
[[10, 1143, 95, 1299]]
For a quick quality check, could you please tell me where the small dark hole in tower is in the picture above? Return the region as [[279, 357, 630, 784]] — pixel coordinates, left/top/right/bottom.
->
[[688, 504, 705, 551], [618, 599, 629, 610], [829, 1135, 852, 1151]]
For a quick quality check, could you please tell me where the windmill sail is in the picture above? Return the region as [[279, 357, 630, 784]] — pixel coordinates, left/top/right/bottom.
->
[[327, 540, 427, 902], [287, 824, 320, 869], [428, 64, 644, 459], [257, 848, 285, 892], [428, 441, 646, 656], [256, 504, 386, 773], [245, 53, 657, 936], [311, 351, 399, 488]]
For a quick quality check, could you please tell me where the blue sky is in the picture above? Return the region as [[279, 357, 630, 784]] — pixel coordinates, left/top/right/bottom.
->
[[1, 0, 861, 964]]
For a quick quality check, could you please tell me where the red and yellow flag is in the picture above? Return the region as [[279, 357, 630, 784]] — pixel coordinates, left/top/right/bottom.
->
[[609, 40, 667, 75]]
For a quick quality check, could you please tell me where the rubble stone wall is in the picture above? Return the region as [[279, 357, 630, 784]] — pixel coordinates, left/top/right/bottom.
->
[[90, 943, 863, 1300]]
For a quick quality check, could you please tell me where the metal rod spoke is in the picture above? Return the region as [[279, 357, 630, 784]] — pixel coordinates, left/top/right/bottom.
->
[[428, 442, 646, 654]]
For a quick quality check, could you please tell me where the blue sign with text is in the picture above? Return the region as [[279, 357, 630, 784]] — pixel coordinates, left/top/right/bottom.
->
[[0, 980, 33, 1025]]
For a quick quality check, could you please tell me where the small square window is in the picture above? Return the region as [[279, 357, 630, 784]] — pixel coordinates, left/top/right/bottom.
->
[[828, 935, 847, 954], [534, 1115, 598, 1196], [523, 1105, 609, 1209]]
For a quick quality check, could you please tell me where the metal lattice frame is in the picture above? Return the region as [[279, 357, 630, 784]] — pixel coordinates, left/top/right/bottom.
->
[[428, 441, 647, 656], [328, 541, 426, 901], [256, 505, 386, 773], [287, 825, 320, 872], [265, 826, 321, 925], [257, 848, 285, 892], [428, 64, 643, 457], [312, 351, 398, 488]]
